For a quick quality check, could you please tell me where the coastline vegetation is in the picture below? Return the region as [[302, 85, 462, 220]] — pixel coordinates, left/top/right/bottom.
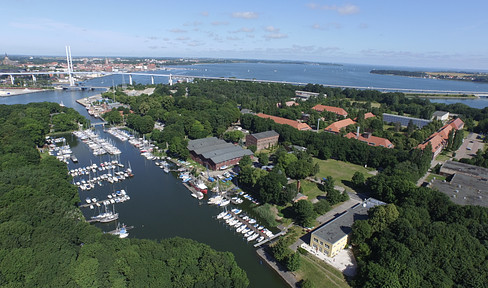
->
[[0, 102, 249, 287]]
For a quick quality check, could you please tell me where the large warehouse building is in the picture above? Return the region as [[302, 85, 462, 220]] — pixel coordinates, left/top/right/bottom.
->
[[188, 137, 254, 170]]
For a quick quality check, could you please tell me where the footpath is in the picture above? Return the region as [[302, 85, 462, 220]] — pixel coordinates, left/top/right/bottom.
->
[[256, 247, 298, 288]]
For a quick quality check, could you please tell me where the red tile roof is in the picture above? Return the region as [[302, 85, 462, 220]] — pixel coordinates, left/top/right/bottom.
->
[[364, 112, 375, 119], [256, 113, 312, 131], [345, 132, 394, 148], [312, 104, 348, 117], [449, 118, 464, 130], [417, 117, 464, 154], [324, 118, 356, 133], [353, 112, 376, 121]]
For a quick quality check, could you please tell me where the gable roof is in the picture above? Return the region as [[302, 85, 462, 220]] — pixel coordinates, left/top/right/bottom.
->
[[312, 104, 348, 116], [325, 118, 356, 133], [256, 113, 312, 131], [344, 132, 394, 148], [250, 130, 279, 140], [449, 118, 464, 130]]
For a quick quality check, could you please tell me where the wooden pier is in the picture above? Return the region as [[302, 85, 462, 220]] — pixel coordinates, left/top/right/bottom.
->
[[79, 195, 129, 208]]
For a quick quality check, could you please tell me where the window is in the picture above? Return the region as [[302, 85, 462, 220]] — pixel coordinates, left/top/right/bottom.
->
[[313, 238, 318, 243], [320, 241, 323, 245]]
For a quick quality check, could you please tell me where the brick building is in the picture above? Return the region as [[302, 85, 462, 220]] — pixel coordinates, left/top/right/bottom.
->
[[246, 130, 279, 151], [188, 137, 253, 170]]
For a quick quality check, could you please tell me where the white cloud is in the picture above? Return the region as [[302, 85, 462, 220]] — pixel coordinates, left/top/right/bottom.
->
[[231, 27, 255, 33], [184, 21, 202, 27], [312, 23, 342, 30], [211, 21, 229, 26], [170, 28, 187, 33], [264, 33, 288, 40], [265, 26, 279, 32], [307, 3, 360, 15], [232, 12, 259, 19]]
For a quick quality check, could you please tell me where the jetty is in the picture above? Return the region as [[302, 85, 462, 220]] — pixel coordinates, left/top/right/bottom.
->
[[79, 194, 130, 208]]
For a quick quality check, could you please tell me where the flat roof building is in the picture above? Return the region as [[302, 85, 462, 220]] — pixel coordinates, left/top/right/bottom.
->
[[432, 111, 450, 121], [188, 137, 253, 170], [432, 161, 488, 207], [382, 113, 431, 128], [295, 90, 322, 100], [310, 198, 385, 257], [246, 130, 279, 151]]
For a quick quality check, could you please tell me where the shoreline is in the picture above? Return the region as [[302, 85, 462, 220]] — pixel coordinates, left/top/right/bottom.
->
[[0, 88, 49, 97]]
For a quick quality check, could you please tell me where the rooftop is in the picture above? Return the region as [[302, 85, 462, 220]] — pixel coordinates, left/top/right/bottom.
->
[[250, 130, 279, 140], [312, 198, 385, 244], [440, 160, 488, 179], [432, 173, 488, 207], [324, 118, 356, 133], [312, 104, 348, 116], [344, 132, 394, 148], [188, 137, 253, 165], [256, 113, 312, 131]]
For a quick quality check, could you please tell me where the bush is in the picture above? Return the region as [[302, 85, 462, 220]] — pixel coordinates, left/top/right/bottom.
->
[[313, 199, 331, 215], [253, 203, 278, 227]]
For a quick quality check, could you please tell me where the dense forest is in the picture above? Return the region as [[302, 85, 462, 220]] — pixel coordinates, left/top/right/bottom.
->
[[0, 103, 248, 287]]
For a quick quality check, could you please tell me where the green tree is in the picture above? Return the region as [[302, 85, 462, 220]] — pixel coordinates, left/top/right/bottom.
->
[[293, 200, 315, 227], [352, 171, 365, 187], [286, 252, 301, 271], [239, 155, 252, 168], [258, 152, 269, 166]]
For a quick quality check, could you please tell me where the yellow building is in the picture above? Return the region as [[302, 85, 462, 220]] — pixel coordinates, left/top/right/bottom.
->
[[310, 198, 385, 257]]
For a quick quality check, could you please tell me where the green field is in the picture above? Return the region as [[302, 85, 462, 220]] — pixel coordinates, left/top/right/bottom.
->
[[314, 159, 374, 190], [300, 180, 324, 200], [296, 254, 350, 288]]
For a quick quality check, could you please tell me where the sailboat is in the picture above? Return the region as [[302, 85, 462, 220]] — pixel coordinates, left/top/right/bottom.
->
[[91, 203, 119, 223], [113, 223, 129, 238]]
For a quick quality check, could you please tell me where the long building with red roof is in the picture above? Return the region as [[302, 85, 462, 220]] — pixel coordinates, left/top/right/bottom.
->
[[345, 132, 394, 149], [312, 104, 348, 117], [256, 113, 312, 131], [324, 118, 356, 134], [417, 118, 465, 158]]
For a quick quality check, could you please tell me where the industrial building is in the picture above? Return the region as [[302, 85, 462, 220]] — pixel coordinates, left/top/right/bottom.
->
[[188, 137, 253, 170], [432, 161, 488, 207], [310, 198, 385, 257], [245, 130, 279, 151]]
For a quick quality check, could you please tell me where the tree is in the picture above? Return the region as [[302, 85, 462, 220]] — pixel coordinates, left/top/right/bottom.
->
[[286, 252, 301, 271], [351, 220, 373, 245], [248, 145, 257, 153], [352, 171, 366, 187], [313, 199, 331, 215], [293, 200, 315, 227], [258, 152, 269, 166], [223, 130, 244, 143], [239, 155, 252, 168]]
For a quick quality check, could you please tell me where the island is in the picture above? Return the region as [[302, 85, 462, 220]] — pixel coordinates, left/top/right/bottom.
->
[[371, 69, 488, 83]]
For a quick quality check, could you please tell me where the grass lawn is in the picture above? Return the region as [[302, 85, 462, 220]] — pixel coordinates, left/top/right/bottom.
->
[[435, 152, 451, 162], [313, 158, 374, 190], [425, 173, 446, 182], [300, 180, 324, 200], [296, 253, 350, 288]]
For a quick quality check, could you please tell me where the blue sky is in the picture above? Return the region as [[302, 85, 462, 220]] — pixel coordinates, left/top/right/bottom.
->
[[2, 0, 488, 70]]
